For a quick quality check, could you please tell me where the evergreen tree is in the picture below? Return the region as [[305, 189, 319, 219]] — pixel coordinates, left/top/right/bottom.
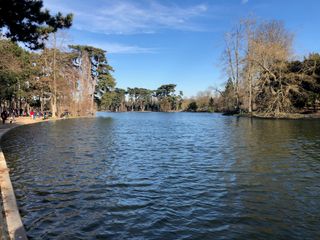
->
[[0, 0, 73, 49]]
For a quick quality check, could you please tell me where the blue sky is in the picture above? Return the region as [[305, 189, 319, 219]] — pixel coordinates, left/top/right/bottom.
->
[[43, 0, 320, 97]]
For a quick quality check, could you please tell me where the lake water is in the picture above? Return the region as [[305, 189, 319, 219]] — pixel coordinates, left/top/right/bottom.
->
[[1, 113, 320, 239]]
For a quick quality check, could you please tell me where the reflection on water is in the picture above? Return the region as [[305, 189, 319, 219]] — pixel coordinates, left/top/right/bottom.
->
[[1, 113, 320, 239]]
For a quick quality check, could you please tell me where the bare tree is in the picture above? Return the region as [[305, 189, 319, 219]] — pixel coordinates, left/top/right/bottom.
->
[[248, 20, 294, 115], [222, 23, 244, 111], [222, 18, 294, 116]]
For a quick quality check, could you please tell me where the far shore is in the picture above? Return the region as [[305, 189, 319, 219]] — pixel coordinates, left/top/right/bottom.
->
[[98, 110, 320, 119]]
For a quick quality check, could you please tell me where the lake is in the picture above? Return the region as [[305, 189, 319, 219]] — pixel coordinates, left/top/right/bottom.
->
[[1, 112, 320, 239]]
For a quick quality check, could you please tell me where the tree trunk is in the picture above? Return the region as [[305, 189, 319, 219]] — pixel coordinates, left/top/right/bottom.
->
[[248, 76, 252, 113], [52, 33, 58, 117]]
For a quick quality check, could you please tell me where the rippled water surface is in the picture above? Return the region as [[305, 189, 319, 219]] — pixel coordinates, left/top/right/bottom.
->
[[1, 113, 320, 239]]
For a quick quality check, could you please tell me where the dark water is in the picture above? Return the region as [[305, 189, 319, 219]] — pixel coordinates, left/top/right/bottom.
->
[[1, 113, 320, 239]]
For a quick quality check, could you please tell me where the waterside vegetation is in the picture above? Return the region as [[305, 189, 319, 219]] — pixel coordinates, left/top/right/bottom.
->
[[0, 1, 319, 118], [217, 18, 320, 118], [180, 18, 320, 118]]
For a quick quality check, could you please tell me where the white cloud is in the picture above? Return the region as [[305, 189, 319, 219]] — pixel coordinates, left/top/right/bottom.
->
[[86, 42, 156, 54], [241, 0, 249, 4], [43, 0, 209, 34]]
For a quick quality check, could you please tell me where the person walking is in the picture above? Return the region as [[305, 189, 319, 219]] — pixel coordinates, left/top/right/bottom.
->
[[1, 110, 8, 124]]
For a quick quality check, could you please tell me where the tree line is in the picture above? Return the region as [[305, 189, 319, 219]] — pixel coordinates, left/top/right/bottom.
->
[[98, 84, 183, 112], [0, 37, 183, 115], [182, 88, 217, 112]]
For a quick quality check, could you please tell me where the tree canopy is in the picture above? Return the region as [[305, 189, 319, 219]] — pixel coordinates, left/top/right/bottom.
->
[[0, 0, 73, 49]]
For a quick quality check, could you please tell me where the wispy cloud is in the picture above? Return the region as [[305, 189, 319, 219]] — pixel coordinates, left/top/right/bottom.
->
[[43, 0, 209, 34], [87, 42, 157, 54], [241, 0, 249, 4]]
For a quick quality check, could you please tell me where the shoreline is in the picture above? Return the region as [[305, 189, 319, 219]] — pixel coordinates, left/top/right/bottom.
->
[[236, 112, 320, 120], [0, 116, 88, 240], [0, 117, 58, 240]]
